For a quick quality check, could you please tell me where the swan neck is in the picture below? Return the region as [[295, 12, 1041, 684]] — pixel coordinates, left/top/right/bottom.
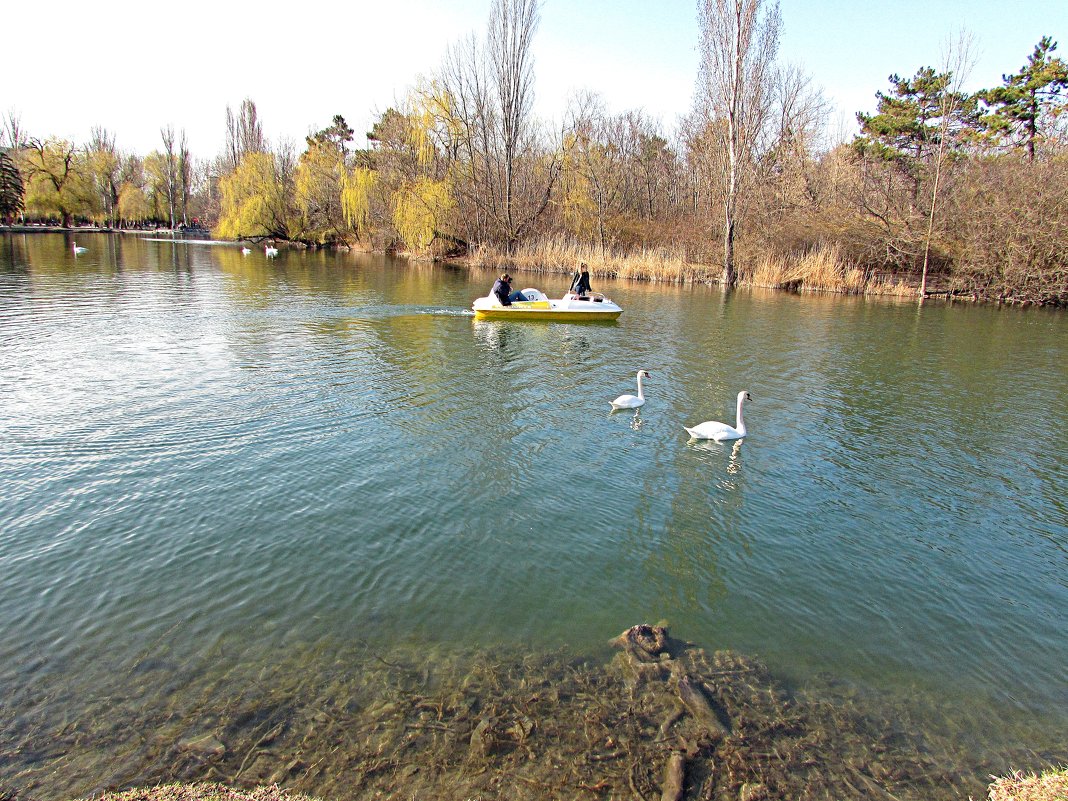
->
[[735, 395, 746, 432], [636, 373, 645, 399]]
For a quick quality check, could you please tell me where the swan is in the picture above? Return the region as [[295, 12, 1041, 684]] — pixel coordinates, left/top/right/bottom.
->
[[73, 242, 88, 254], [611, 370, 651, 409], [685, 390, 753, 441], [241, 247, 251, 255], [265, 245, 278, 257]]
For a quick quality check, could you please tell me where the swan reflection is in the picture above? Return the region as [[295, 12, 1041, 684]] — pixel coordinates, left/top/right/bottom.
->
[[689, 438, 745, 487]]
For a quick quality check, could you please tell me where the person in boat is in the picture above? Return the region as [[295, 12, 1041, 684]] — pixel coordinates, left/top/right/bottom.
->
[[569, 263, 592, 299], [491, 273, 526, 305]]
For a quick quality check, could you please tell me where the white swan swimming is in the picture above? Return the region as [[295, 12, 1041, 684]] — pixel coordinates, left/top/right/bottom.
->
[[685, 390, 753, 441], [265, 245, 278, 257], [241, 247, 251, 255], [611, 370, 651, 409], [73, 242, 88, 254]]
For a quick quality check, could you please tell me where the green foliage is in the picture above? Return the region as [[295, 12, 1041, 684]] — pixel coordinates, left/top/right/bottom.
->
[[340, 167, 378, 239], [854, 68, 972, 169], [216, 152, 293, 240], [21, 138, 92, 226], [118, 182, 151, 224], [0, 150, 25, 221], [976, 37, 1068, 159], [306, 114, 354, 157], [392, 178, 454, 254], [294, 139, 345, 243], [142, 152, 171, 221]]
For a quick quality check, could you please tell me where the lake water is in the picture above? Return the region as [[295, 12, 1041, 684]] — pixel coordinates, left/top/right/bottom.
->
[[1, 233, 1066, 798]]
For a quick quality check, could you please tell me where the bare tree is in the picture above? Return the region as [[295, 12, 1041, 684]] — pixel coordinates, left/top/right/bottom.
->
[[440, 0, 558, 253], [758, 65, 829, 216], [563, 93, 638, 255], [489, 0, 538, 250], [160, 126, 177, 228], [2, 110, 26, 150], [920, 32, 975, 298], [178, 129, 192, 226], [698, 0, 781, 285], [224, 98, 266, 173]]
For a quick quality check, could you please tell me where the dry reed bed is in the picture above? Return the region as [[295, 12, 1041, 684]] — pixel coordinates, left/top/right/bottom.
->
[[467, 239, 919, 297]]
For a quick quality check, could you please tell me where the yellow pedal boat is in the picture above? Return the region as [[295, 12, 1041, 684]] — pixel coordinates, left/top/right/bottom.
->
[[472, 288, 623, 321]]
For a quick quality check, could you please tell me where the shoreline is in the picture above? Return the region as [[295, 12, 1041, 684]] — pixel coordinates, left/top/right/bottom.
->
[[5, 225, 1053, 307], [3, 627, 1064, 801]]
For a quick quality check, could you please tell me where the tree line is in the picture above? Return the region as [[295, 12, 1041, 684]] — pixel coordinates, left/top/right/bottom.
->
[[1, 0, 1065, 304]]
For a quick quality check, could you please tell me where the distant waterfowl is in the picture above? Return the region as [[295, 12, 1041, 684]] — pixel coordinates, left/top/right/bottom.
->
[[265, 245, 278, 257], [242, 247, 251, 255], [73, 242, 88, 254], [685, 390, 753, 441], [611, 370, 651, 409]]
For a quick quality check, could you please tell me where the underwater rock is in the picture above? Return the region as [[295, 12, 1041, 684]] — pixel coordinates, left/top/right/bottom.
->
[[468, 718, 504, 761], [610, 624, 671, 662], [177, 733, 225, 757], [267, 757, 304, 785]]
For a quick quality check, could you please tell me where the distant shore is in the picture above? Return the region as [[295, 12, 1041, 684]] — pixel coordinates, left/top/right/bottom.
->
[[5, 226, 1062, 307], [0, 224, 210, 236]]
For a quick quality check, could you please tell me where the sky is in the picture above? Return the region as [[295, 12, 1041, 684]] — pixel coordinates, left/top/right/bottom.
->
[[4, 0, 1065, 158]]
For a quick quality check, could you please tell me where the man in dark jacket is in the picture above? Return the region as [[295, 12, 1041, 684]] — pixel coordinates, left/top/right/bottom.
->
[[491, 273, 525, 305]]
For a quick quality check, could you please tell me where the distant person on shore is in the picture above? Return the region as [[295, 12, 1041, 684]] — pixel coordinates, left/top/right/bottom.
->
[[569, 262, 592, 298], [491, 273, 526, 305]]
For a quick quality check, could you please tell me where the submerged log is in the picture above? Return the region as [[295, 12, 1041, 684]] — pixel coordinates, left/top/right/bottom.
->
[[676, 675, 729, 739], [660, 752, 686, 801]]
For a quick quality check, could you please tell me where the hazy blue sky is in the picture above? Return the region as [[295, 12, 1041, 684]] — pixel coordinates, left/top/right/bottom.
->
[[5, 0, 1065, 156]]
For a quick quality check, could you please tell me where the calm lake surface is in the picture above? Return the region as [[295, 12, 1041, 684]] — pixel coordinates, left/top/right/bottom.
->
[[1, 233, 1066, 796]]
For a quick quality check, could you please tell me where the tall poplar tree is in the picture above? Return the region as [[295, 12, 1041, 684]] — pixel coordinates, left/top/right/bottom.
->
[[697, 0, 781, 286]]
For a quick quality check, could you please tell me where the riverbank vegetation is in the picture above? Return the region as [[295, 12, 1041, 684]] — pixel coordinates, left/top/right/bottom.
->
[[1, 1, 1065, 304]]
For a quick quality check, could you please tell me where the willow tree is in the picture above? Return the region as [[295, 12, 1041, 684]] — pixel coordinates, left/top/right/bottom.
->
[[294, 115, 354, 243], [216, 151, 295, 241], [87, 127, 120, 227], [22, 138, 88, 227], [697, 0, 781, 286]]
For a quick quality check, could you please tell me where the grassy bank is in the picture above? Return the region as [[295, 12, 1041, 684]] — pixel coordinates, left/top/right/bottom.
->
[[80, 766, 1068, 801], [986, 767, 1068, 801], [466, 238, 920, 298]]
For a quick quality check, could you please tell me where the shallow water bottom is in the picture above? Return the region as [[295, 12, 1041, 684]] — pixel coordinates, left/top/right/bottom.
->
[[2, 629, 1064, 801]]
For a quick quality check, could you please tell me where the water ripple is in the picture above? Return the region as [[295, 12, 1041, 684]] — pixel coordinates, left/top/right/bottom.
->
[[1, 234, 1066, 746]]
